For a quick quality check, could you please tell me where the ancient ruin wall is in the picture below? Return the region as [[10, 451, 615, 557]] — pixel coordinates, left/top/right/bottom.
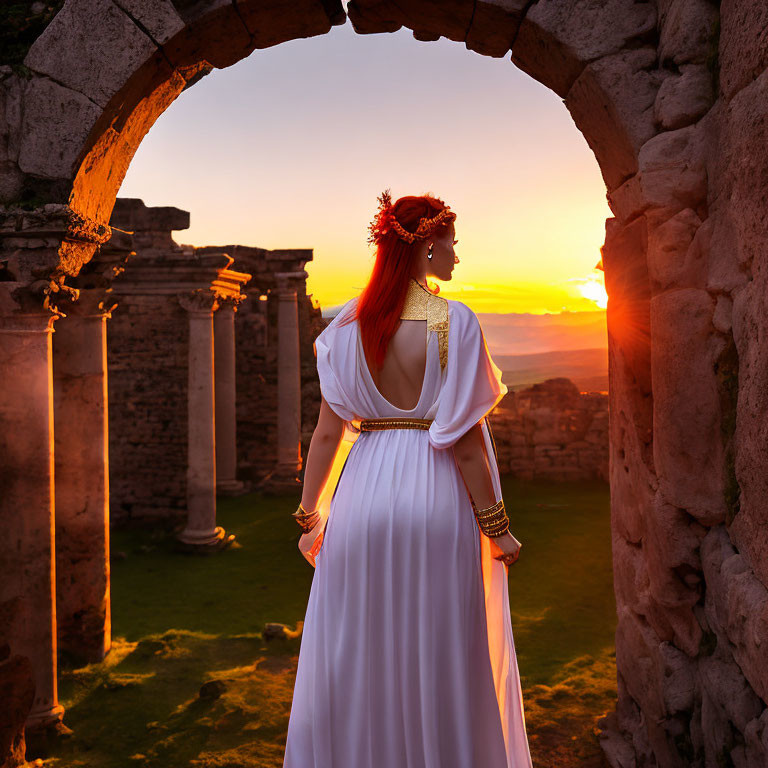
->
[[193, 244, 326, 482], [490, 378, 609, 482], [107, 292, 190, 522]]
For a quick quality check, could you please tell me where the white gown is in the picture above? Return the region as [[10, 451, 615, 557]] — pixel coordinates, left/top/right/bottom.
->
[[283, 296, 533, 768]]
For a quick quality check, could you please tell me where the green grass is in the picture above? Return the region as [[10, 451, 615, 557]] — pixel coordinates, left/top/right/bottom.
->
[[45, 477, 616, 768]]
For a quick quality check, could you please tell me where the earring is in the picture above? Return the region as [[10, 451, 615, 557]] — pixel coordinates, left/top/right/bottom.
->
[[427, 244, 433, 260]]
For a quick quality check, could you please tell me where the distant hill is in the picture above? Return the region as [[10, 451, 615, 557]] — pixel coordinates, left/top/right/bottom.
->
[[476, 310, 607, 356], [320, 303, 608, 392], [493, 348, 608, 394]]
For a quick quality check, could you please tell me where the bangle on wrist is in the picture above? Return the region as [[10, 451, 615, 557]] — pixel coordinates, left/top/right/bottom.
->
[[292, 502, 320, 533], [471, 498, 510, 538]]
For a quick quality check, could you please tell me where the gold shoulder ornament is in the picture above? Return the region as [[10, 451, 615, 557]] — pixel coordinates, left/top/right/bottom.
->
[[400, 278, 449, 371]]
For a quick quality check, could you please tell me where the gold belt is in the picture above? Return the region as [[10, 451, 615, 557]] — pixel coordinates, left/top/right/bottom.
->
[[358, 417, 433, 432]]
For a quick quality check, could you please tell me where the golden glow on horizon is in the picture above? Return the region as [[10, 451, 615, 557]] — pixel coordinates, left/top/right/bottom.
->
[[118, 22, 613, 318], [576, 277, 608, 310]]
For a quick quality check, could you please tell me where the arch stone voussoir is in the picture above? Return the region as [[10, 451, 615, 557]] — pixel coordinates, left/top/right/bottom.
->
[[23, 0, 172, 109], [511, 0, 658, 98], [566, 47, 667, 191], [347, 0, 473, 42]]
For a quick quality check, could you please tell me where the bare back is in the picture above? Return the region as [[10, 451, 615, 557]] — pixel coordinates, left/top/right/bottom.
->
[[364, 319, 428, 411]]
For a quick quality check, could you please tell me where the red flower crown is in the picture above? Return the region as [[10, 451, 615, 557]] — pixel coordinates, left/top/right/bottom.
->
[[367, 188, 456, 247]]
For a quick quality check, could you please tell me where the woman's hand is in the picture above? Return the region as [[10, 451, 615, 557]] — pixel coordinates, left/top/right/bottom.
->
[[489, 531, 522, 566]]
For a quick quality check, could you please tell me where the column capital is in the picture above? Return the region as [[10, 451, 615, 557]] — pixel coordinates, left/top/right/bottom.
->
[[215, 294, 244, 313], [0, 284, 60, 331], [55, 288, 119, 319], [178, 288, 219, 315], [274, 270, 308, 296]]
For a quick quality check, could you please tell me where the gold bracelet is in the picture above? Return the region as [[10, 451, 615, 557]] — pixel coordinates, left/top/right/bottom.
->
[[475, 508, 507, 522], [473, 504, 507, 523], [472, 499, 504, 517], [483, 521, 510, 538], [480, 514, 509, 531], [478, 515, 510, 535], [292, 503, 320, 532], [472, 499, 510, 537]]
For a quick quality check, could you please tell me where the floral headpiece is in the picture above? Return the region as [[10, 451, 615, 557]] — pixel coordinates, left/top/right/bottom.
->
[[367, 188, 456, 247]]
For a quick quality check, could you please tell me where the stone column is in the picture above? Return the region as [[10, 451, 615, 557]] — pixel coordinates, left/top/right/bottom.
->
[[52, 291, 115, 664], [0, 307, 65, 730], [265, 271, 306, 492], [213, 298, 244, 495], [177, 290, 234, 552]]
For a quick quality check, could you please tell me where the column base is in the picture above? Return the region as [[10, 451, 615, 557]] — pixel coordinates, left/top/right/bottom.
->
[[24, 713, 73, 760], [25, 702, 65, 731], [216, 478, 247, 496], [175, 525, 236, 554]]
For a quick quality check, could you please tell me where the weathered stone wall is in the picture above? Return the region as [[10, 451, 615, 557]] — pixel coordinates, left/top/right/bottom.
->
[[105, 198, 252, 523], [103, 200, 326, 521], [489, 378, 609, 482], [107, 292, 189, 522], [595, 2, 768, 766]]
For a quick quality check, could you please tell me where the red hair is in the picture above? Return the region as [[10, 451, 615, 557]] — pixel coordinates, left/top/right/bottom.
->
[[339, 192, 455, 371]]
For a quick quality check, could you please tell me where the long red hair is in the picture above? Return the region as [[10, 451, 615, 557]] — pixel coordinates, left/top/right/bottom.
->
[[339, 191, 455, 371]]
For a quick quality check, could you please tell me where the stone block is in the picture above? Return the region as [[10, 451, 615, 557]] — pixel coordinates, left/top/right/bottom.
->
[[653, 63, 715, 131], [0, 68, 23, 168], [512, 0, 657, 98], [646, 207, 705, 293], [17, 76, 101, 179], [657, 0, 719, 68], [701, 525, 768, 704], [699, 648, 764, 733], [24, 0, 162, 108], [465, 0, 528, 58], [111, 197, 189, 233], [636, 124, 708, 217], [607, 173, 644, 221], [718, 0, 768, 101], [730, 280, 768, 584], [615, 606, 696, 721], [743, 709, 768, 768], [650, 288, 726, 524], [347, 0, 471, 41], [710, 69, 768, 280], [566, 48, 664, 190], [237, 0, 337, 49], [112, 0, 186, 46]]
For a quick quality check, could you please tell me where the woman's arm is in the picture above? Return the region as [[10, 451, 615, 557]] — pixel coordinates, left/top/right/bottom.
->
[[452, 420, 522, 562], [451, 420, 498, 511], [299, 395, 346, 513]]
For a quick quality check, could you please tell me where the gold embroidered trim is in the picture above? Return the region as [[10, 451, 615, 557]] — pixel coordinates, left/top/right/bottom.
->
[[399, 278, 449, 371], [359, 417, 433, 431]]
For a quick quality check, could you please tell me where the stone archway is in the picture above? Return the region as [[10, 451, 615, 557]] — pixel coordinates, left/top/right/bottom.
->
[[2, 1, 767, 766]]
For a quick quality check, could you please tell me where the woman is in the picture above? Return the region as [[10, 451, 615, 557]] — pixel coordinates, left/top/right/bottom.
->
[[282, 190, 533, 768]]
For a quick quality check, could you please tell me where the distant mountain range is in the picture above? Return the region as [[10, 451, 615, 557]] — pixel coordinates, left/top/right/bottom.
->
[[493, 348, 608, 394], [476, 310, 608, 392], [321, 305, 608, 393]]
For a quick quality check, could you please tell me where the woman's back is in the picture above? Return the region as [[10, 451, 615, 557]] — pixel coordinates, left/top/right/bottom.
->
[[364, 319, 428, 412]]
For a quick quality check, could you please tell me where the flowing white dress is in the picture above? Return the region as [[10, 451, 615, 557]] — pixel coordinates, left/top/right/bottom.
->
[[283, 296, 533, 768]]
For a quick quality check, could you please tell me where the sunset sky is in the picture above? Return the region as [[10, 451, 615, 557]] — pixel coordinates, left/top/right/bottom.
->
[[118, 12, 612, 315]]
